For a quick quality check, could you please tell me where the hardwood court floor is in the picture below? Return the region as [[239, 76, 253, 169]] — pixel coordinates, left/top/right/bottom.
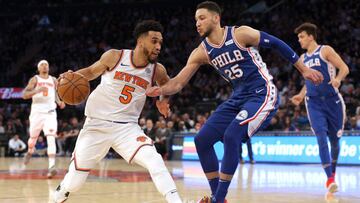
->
[[0, 157, 359, 203]]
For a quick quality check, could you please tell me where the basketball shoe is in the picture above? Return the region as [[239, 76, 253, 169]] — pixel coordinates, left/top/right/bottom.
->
[[54, 184, 70, 203], [326, 177, 338, 193], [197, 196, 228, 203]]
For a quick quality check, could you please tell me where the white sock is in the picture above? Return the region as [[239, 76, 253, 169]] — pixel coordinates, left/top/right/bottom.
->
[[49, 156, 55, 169], [165, 189, 182, 203]]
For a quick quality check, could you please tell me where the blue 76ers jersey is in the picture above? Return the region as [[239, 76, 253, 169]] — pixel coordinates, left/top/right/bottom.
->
[[303, 45, 338, 97], [202, 26, 273, 95]]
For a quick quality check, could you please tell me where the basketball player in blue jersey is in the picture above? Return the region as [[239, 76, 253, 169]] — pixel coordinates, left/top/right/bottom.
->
[[290, 22, 349, 194], [147, 1, 323, 202]]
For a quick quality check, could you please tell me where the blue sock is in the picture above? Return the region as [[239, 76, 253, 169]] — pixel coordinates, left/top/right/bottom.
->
[[214, 179, 230, 203], [316, 132, 332, 178], [208, 177, 219, 195]]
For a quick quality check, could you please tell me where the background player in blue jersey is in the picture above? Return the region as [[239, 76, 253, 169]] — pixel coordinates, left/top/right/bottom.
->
[[290, 22, 349, 194], [147, 1, 323, 202]]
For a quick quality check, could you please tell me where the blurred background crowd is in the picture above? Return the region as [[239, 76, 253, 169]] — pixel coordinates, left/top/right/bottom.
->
[[0, 0, 359, 157]]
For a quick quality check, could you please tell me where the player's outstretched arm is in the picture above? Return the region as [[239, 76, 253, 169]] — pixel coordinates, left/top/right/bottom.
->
[[146, 46, 207, 97], [22, 76, 47, 99], [234, 26, 323, 84], [290, 86, 306, 106], [322, 45, 349, 89], [153, 63, 171, 118], [75, 49, 122, 81]]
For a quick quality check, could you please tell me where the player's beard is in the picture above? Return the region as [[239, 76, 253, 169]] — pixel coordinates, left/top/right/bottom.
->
[[200, 26, 213, 38], [144, 48, 158, 63]]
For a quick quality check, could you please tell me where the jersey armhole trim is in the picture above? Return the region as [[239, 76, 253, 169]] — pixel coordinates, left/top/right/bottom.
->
[[231, 26, 249, 51], [107, 49, 124, 71], [151, 63, 157, 86]]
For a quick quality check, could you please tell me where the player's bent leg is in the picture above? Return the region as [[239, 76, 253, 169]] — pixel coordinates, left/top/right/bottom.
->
[[315, 131, 332, 178], [46, 134, 57, 178], [132, 145, 182, 203], [195, 124, 224, 194], [214, 122, 248, 203], [54, 161, 90, 203], [24, 134, 39, 165]]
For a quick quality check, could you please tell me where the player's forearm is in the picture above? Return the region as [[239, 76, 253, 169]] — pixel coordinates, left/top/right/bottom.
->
[[22, 89, 39, 99], [76, 68, 98, 81], [258, 31, 299, 64], [299, 85, 306, 97], [293, 59, 310, 75], [335, 64, 349, 82], [160, 80, 184, 95]]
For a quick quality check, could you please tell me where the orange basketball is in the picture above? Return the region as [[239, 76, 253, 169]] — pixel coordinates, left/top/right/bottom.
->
[[57, 72, 90, 105]]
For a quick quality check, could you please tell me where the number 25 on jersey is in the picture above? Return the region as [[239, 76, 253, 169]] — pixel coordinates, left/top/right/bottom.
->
[[119, 85, 135, 104]]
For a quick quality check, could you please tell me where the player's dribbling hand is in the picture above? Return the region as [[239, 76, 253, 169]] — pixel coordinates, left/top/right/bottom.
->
[[302, 68, 324, 85], [146, 86, 162, 97], [58, 101, 66, 109], [156, 100, 170, 118], [59, 70, 74, 79], [328, 78, 341, 89], [290, 94, 303, 106]]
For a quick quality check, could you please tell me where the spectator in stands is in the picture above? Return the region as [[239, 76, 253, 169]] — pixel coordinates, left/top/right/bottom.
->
[[0, 121, 5, 134], [64, 117, 81, 155], [144, 119, 156, 141], [34, 135, 47, 157], [139, 117, 146, 130], [8, 134, 26, 157], [154, 120, 170, 158], [239, 139, 254, 164]]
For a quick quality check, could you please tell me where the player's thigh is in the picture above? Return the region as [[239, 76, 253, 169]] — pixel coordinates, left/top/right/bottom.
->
[[111, 123, 154, 164], [236, 93, 278, 137], [199, 101, 240, 142], [327, 94, 346, 138], [305, 97, 328, 134], [43, 111, 58, 135], [29, 111, 45, 137], [73, 119, 112, 170]]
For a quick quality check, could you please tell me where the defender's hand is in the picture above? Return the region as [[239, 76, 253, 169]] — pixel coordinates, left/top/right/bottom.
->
[[156, 100, 170, 118], [328, 78, 341, 89], [290, 94, 304, 106], [146, 86, 162, 97], [303, 68, 324, 85]]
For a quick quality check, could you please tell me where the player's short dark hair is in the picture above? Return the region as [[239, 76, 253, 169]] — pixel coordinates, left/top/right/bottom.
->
[[197, 1, 222, 16], [133, 20, 163, 40], [294, 22, 318, 40]]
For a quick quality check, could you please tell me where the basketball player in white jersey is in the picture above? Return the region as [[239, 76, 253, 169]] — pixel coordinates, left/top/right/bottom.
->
[[22, 59, 66, 178], [54, 20, 182, 203]]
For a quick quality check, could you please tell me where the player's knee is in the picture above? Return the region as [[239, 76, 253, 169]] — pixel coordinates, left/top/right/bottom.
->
[[47, 137, 56, 154], [315, 132, 328, 146], [194, 128, 212, 151], [135, 146, 167, 173], [63, 162, 89, 192], [28, 137, 37, 148]]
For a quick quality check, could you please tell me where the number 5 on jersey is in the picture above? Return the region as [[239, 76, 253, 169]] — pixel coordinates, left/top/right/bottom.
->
[[119, 85, 135, 104]]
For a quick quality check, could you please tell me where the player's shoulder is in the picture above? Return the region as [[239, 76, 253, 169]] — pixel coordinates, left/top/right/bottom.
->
[[155, 62, 165, 70], [103, 49, 124, 57], [234, 25, 256, 33], [320, 45, 336, 55]]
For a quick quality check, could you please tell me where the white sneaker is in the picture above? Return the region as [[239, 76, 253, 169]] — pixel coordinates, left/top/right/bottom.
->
[[47, 166, 57, 179], [54, 184, 70, 203]]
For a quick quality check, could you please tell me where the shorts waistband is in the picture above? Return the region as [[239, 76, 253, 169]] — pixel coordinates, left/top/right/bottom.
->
[[87, 117, 129, 124]]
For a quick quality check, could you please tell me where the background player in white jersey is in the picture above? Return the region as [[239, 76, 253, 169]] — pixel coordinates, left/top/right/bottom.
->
[[291, 22, 349, 193], [54, 20, 182, 203], [22, 59, 66, 178]]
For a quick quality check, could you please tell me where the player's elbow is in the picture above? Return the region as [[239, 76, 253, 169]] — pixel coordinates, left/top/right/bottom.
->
[[22, 93, 30, 100]]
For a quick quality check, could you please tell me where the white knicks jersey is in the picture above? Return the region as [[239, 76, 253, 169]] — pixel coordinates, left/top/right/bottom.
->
[[31, 75, 57, 113], [85, 49, 156, 122]]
